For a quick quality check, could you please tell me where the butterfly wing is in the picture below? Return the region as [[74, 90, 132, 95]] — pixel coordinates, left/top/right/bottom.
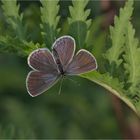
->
[[52, 36, 75, 71], [27, 48, 60, 96], [28, 48, 58, 74], [26, 71, 60, 97], [66, 49, 97, 75]]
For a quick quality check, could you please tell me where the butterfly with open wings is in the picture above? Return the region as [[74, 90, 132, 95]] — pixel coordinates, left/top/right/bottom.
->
[[26, 36, 98, 97]]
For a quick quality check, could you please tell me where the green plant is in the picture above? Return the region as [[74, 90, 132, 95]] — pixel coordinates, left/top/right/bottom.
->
[[0, 0, 140, 117]]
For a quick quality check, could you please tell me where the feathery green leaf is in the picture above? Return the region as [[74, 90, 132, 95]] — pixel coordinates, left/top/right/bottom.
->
[[1, 0, 21, 20], [68, 0, 91, 49], [105, 0, 133, 66], [124, 22, 140, 88], [124, 22, 140, 96], [40, 0, 60, 29], [40, 0, 60, 48], [0, 36, 41, 56], [68, 0, 91, 28], [1, 0, 26, 40]]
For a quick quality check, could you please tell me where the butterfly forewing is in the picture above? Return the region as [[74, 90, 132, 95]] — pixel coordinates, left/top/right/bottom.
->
[[66, 49, 97, 75], [28, 48, 58, 74], [26, 71, 60, 97], [52, 36, 75, 71]]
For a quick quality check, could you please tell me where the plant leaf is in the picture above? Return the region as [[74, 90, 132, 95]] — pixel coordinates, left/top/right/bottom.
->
[[40, 0, 60, 48], [80, 71, 139, 116], [1, 0, 21, 19], [0, 36, 42, 56], [122, 22, 140, 112], [40, 0, 60, 29], [1, 0, 26, 40], [105, 0, 133, 66], [68, 0, 91, 28], [68, 0, 91, 49], [124, 22, 140, 91], [69, 21, 87, 49], [85, 17, 103, 49]]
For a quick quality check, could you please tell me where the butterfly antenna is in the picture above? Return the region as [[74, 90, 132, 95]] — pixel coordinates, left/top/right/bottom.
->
[[65, 76, 80, 86], [58, 76, 64, 95]]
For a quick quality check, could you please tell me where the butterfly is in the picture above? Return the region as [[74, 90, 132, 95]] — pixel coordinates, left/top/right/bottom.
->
[[26, 36, 97, 97]]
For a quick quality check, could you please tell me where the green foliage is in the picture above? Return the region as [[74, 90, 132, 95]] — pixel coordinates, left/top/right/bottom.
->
[[68, 0, 91, 28], [124, 22, 140, 91], [85, 17, 107, 71], [0, 0, 42, 56], [1, 0, 26, 40], [1, 0, 21, 19], [68, 0, 91, 49], [81, 71, 137, 115], [40, 0, 60, 29], [40, 0, 60, 48], [123, 22, 140, 109], [85, 17, 102, 49], [0, 35, 41, 56], [105, 0, 133, 66], [69, 21, 87, 49], [82, 0, 140, 116], [1, 0, 140, 117]]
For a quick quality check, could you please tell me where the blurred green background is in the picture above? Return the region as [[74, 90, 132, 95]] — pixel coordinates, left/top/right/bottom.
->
[[0, 0, 140, 139]]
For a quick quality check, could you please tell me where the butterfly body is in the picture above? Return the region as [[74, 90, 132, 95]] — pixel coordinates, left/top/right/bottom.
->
[[52, 48, 65, 75], [26, 36, 97, 97]]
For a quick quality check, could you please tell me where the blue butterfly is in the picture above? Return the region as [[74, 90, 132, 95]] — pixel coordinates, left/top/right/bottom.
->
[[26, 36, 97, 97]]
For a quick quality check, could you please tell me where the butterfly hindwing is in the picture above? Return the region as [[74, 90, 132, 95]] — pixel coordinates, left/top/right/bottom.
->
[[26, 71, 60, 97], [66, 49, 97, 75]]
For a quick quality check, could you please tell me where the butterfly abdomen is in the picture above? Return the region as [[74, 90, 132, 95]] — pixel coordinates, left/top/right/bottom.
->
[[53, 48, 64, 75]]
